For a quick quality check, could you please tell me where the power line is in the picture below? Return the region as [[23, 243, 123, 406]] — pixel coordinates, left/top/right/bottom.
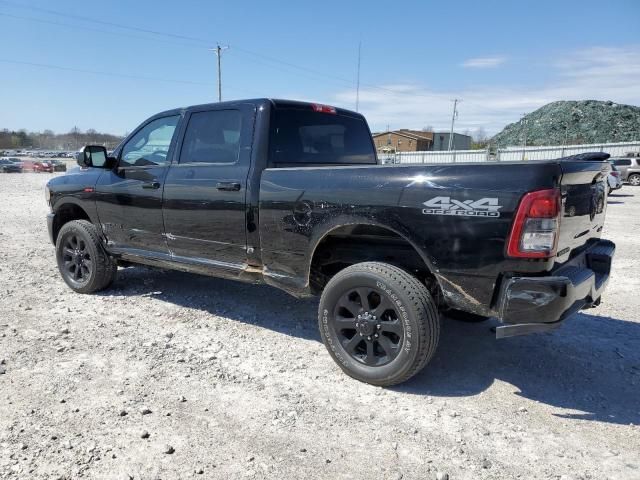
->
[[0, 0, 211, 46], [0, 1, 450, 102], [1, 6, 359, 91], [0, 12, 206, 49], [0, 0, 520, 117], [0, 58, 214, 86]]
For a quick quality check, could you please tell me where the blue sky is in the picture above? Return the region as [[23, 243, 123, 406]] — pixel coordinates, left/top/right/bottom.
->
[[0, 0, 639, 136]]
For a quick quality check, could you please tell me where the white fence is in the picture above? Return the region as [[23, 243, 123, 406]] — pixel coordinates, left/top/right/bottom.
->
[[497, 141, 640, 161], [380, 141, 640, 164], [380, 149, 489, 164]]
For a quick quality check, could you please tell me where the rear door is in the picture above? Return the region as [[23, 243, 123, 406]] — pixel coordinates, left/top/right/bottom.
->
[[162, 104, 255, 270]]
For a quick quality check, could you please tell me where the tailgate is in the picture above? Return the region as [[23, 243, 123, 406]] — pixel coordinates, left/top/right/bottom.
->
[[556, 159, 610, 264]]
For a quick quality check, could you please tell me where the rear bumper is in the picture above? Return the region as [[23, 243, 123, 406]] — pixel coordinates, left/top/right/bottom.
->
[[495, 239, 615, 338]]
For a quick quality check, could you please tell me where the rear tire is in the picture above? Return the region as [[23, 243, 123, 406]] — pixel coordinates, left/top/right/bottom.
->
[[55, 220, 117, 293], [628, 174, 640, 187], [318, 262, 440, 386]]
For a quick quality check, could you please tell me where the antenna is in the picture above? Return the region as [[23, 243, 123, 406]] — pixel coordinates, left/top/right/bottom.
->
[[355, 41, 362, 112]]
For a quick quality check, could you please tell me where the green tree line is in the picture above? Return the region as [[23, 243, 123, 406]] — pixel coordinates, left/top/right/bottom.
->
[[0, 128, 124, 150]]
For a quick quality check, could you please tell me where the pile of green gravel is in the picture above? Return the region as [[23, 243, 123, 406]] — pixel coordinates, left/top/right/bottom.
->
[[491, 100, 640, 147]]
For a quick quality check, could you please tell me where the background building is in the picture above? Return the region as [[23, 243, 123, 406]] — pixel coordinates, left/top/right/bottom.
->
[[372, 129, 433, 152], [430, 132, 472, 151], [372, 129, 471, 152]]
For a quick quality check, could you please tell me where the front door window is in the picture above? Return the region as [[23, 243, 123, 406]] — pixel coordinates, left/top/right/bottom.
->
[[120, 115, 180, 167]]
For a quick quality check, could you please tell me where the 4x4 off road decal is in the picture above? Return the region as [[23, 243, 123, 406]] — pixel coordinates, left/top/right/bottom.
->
[[422, 196, 502, 217]]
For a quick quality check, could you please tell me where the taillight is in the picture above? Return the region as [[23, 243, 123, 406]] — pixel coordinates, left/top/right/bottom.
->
[[311, 103, 337, 114], [611, 171, 620, 178], [507, 188, 561, 258]]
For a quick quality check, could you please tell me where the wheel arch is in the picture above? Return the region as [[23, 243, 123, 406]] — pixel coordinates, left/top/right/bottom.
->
[[51, 199, 94, 245], [307, 220, 442, 299]]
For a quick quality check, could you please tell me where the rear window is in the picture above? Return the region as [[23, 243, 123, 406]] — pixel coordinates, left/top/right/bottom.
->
[[269, 107, 376, 166]]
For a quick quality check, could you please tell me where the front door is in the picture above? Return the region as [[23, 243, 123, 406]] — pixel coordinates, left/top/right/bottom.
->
[[162, 106, 254, 270], [95, 114, 181, 254]]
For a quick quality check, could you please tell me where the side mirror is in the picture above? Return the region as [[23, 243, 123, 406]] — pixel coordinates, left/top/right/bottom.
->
[[76, 145, 112, 168]]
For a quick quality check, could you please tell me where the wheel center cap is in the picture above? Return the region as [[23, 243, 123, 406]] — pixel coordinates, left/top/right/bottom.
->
[[356, 312, 377, 336]]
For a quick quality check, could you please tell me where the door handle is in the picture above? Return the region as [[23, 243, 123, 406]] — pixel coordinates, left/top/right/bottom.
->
[[142, 181, 161, 189], [216, 181, 241, 191]]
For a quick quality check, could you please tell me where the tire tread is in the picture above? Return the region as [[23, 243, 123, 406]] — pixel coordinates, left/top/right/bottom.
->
[[56, 220, 116, 293], [320, 261, 440, 386]]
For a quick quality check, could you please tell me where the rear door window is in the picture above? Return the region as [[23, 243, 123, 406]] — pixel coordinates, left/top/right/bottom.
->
[[270, 107, 376, 166], [179, 110, 242, 164]]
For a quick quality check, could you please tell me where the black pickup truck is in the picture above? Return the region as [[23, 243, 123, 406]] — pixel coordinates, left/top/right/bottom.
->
[[45, 99, 615, 386]]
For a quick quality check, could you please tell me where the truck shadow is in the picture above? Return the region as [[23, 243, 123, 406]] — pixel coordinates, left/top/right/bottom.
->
[[401, 312, 640, 426], [105, 266, 639, 427], [105, 265, 321, 342]]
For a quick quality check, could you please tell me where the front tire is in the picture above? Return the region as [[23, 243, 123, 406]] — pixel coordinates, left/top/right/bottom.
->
[[318, 262, 440, 386], [55, 220, 117, 293]]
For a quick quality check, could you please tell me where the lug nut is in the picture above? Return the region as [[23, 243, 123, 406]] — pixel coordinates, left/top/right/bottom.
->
[[376, 324, 381, 329], [367, 336, 372, 341], [359, 333, 363, 336], [374, 333, 379, 338]]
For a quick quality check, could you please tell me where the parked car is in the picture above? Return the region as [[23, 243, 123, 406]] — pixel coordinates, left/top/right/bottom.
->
[[50, 159, 67, 172], [32, 161, 54, 173], [0, 158, 22, 173], [609, 156, 640, 186], [4, 157, 24, 168], [45, 99, 615, 386], [607, 164, 623, 193]]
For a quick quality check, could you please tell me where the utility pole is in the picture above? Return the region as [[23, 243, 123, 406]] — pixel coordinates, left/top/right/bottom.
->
[[355, 41, 362, 112], [448, 99, 460, 151], [210, 44, 229, 102], [521, 114, 528, 161]]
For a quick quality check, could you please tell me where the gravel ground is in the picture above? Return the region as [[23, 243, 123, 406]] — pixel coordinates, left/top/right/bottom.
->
[[1, 173, 639, 480]]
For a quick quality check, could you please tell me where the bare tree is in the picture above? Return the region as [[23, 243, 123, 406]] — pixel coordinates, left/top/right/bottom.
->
[[473, 127, 488, 142]]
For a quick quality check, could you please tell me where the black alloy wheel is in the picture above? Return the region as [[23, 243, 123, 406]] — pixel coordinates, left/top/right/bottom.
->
[[61, 234, 93, 284], [319, 262, 440, 386], [333, 287, 403, 366]]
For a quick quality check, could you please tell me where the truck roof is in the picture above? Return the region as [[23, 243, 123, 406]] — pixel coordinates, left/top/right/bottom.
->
[[151, 98, 361, 120]]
